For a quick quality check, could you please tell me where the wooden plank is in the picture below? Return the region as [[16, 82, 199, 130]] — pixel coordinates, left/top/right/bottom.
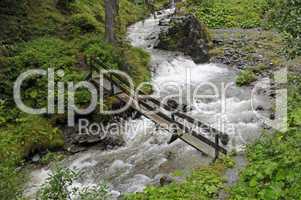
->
[[90, 66, 227, 156], [117, 93, 224, 157]]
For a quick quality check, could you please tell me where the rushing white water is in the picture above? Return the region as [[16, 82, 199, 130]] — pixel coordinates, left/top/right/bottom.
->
[[24, 9, 271, 199]]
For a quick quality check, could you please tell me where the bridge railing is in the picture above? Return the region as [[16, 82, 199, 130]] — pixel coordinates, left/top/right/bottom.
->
[[87, 57, 228, 157]]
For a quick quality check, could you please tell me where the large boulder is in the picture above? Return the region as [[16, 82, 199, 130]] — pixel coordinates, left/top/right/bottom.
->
[[155, 14, 211, 63]]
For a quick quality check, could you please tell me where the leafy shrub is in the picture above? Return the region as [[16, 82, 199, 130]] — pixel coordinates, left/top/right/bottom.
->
[[38, 166, 78, 200], [236, 69, 256, 86], [79, 35, 122, 70], [38, 166, 110, 200], [230, 128, 301, 199]]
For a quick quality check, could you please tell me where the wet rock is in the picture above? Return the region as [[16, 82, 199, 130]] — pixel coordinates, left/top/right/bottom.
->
[[220, 134, 230, 146], [256, 105, 264, 111], [31, 154, 41, 163], [159, 175, 174, 186], [157, 11, 163, 15], [167, 99, 179, 111], [159, 18, 170, 26], [145, 32, 157, 40], [66, 145, 86, 153], [155, 14, 211, 64], [75, 134, 102, 145]]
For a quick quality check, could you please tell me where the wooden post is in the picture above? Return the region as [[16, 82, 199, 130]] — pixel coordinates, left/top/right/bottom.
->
[[214, 134, 219, 161], [110, 74, 115, 95]]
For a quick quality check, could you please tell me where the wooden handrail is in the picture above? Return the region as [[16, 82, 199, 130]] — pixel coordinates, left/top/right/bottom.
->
[[87, 58, 227, 155]]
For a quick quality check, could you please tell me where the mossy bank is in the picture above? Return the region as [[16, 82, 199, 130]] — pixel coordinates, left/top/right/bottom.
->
[[0, 0, 155, 199]]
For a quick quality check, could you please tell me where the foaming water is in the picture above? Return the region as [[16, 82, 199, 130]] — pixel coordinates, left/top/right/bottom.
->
[[24, 9, 271, 199]]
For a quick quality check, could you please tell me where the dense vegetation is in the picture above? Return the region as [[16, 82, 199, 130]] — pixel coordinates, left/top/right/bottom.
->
[[185, 0, 301, 58], [230, 75, 301, 199], [185, 0, 268, 28], [0, 0, 153, 199]]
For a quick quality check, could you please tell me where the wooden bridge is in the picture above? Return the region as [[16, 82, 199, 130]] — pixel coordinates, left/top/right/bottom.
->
[[86, 59, 228, 159]]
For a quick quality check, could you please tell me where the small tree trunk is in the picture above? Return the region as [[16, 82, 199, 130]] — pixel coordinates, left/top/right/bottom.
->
[[104, 0, 119, 44]]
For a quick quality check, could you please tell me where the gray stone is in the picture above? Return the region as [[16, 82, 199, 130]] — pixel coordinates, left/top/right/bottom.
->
[[159, 175, 174, 186], [31, 154, 41, 163], [155, 14, 211, 64]]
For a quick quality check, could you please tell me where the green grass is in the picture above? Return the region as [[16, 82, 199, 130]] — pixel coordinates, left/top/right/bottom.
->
[[121, 46, 151, 89], [124, 164, 225, 200], [0, 0, 147, 44], [0, 114, 64, 200], [186, 0, 269, 29], [236, 69, 256, 86], [184, 0, 301, 58]]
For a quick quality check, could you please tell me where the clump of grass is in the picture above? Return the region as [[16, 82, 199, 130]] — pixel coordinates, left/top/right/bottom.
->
[[236, 69, 256, 86]]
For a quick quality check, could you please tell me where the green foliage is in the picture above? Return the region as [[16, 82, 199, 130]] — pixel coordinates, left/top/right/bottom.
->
[[236, 69, 256, 86], [0, 1, 152, 199], [217, 155, 236, 168], [264, 0, 301, 58], [78, 184, 111, 200], [230, 74, 301, 199], [40, 152, 65, 166], [38, 166, 110, 200], [38, 166, 78, 200], [70, 14, 101, 34], [288, 75, 301, 127], [0, 115, 64, 200], [120, 46, 151, 89], [124, 165, 224, 200], [0, 0, 147, 44], [230, 128, 301, 200], [0, 37, 88, 109], [0, 0, 66, 44], [153, 0, 171, 10], [79, 35, 122, 70], [0, 115, 64, 164], [186, 0, 269, 28], [0, 160, 26, 200], [186, 0, 300, 58]]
